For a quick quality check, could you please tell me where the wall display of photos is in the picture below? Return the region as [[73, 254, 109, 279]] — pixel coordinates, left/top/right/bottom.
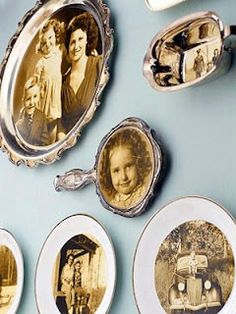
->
[[1, 0, 236, 313]]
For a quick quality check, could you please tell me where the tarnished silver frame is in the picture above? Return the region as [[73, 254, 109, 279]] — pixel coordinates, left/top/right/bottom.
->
[[145, 0, 186, 11], [0, 0, 113, 167], [133, 196, 236, 314], [0, 228, 24, 314], [35, 214, 116, 314], [54, 117, 164, 217], [143, 11, 236, 92]]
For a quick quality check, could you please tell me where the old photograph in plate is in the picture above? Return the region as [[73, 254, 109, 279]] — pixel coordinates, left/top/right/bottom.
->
[[0, 229, 24, 314], [155, 20, 221, 85], [133, 196, 236, 314], [155, 220, 234, 314], [35, 214, 116, 314], [52, 234, 107, 314], [0, 0, 113, 166], [143, 12, 234, 92], [0, 246, 17, 313], [54, 118, 164, 217]]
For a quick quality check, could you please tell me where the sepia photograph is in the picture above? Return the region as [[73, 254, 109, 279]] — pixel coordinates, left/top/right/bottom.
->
[[150, 17, 222, 88], [53, 118, 163, 217], [35, 214, 116, 313], [133, 197, 236, 314], [155, 220, 235, 314], [13, 7, 102, 146], [52, 233, 107, 314], [0, 0, 113, 166], [0, 246, 17, 314], [97, 126, 155, 212]]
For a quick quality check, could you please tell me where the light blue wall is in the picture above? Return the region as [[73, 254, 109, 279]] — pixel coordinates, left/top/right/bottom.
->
[[0, 0, 236, 313]]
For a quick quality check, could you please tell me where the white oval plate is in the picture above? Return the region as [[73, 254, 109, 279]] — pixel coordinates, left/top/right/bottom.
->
[[133, 196, 236, 313], [35, 214, 116, 314], [145, 0, 186, 11], [0, 228, 24, 314]]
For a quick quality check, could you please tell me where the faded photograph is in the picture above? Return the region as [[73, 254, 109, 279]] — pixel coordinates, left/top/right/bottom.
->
[[13, 7, 102, 146], [0, 246, 17, 313], [183, 41, 221, 82], [52, 234, 107, 314], [97, 127, 154, 211], [155, 221, 234, 314], [152, 19, 221, 87]]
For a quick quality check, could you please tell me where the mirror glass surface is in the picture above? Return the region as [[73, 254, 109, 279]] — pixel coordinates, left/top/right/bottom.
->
[[153, 18, 221, 87]]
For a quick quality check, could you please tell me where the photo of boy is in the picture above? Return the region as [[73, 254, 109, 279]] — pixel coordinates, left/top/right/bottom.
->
[[16, 76, 50, 146]]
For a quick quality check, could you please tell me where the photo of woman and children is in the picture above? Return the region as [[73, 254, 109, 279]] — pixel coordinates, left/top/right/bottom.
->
[[14, 9, 102, 146], [98, 127, 154, 211]]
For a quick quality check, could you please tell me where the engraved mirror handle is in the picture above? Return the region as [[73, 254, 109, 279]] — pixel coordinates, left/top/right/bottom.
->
[[54, 168, 96, 192]]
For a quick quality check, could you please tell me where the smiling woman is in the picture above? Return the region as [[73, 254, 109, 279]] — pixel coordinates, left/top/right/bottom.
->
[[61, 12, 102, 134]]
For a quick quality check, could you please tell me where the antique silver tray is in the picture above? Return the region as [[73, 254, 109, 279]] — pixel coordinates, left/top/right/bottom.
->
[[0, 0, 113, 166]]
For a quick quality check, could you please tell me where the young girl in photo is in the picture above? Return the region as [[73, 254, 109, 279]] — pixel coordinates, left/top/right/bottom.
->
[[35, 18, 65, 142], [99, 129, 153, 209]]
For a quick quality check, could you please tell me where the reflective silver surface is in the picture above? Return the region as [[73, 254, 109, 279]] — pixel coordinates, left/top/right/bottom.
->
[[0, 0, 113, 166], [144, 12, 236, 92], [55, 168, 96, 191], [54, 117, 165, 217]]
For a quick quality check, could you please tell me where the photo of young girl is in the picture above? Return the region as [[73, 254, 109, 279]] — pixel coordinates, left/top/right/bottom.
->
[[98, 127, 154, 210], [35, 18, 65, 142]]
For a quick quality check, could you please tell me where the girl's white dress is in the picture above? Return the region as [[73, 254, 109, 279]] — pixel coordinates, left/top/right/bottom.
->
[[35, 46, 62, 121]]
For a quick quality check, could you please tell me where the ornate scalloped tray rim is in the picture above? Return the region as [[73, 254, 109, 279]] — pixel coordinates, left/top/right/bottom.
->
[[0, 0, 113, 167]]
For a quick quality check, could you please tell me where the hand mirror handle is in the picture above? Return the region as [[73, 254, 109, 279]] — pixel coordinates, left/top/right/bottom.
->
[[54, 168, 96, 192]]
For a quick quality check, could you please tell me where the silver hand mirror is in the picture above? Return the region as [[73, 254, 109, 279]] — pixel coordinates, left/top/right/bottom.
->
[[54, 117, 164, 217], [143, 11, 236, 92]]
